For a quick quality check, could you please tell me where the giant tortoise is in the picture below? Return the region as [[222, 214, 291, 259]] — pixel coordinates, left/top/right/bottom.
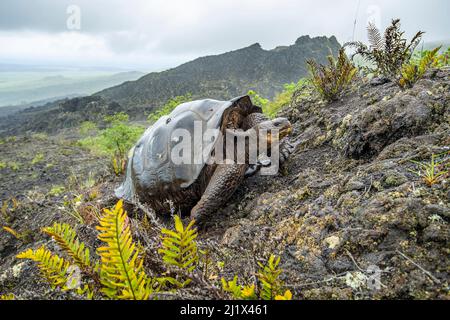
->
[[115, 95, 293, 225]]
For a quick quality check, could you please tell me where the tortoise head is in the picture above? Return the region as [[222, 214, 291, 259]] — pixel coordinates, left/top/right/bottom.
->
[[253, 117, 292, 145]]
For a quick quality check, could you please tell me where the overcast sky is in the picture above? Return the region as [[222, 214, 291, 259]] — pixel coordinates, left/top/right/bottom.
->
[[0, 0, 448, 71]]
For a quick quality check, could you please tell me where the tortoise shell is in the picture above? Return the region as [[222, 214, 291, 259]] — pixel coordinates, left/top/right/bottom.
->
[[115, 95, 258, 201]]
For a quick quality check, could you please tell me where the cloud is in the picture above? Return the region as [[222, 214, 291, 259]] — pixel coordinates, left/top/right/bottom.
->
[[0, 0, 448, 70]]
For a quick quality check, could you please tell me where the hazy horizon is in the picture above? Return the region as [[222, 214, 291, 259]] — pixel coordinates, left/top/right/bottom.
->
[[0, 0, 449, 72]]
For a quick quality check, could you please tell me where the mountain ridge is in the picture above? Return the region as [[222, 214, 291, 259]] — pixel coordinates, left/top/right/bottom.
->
[[95, 35, 340, 109]]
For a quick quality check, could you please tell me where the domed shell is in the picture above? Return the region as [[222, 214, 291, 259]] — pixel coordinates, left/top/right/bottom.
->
[[115, 95, 253, 201]]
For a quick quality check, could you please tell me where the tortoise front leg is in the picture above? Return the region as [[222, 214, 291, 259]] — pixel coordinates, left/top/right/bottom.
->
[[190, 163, 247, 225]]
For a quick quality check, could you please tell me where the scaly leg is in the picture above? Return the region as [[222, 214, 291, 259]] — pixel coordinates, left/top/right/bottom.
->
[[190, 163, 247, 225]]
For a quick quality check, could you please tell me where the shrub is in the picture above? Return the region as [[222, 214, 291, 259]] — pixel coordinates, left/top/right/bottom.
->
[[346, 19, 423, 80], [78, 113, 144, 175], [307, 48, 357, 102], [399, 47, 441, 88], [79, 121, 98, 136], [248, 80, 309, 118], [148, 93, 192, 122], [247, 90, 269, 112]]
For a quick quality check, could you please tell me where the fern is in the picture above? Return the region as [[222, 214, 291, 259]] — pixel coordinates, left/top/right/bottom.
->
[[275, 290, 293, 300], [17, 246, 70, 289], [257, 255, 284, 300], [346, 19, 424, 80], [0, 293, 15, 300], [2, 226, 21, 239], [367, 22, 384, 50], [399, 47, 441, 88], [42, 223, 91, 270], [221, 276, 257, 300], [159, 215, 199, 273], [307, 48, 357, 102], [222, 254, 292, 300], [96, 200, 153, 300]]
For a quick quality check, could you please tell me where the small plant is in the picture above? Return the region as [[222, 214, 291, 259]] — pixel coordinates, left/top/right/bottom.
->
[[307, 48, 357, 102], [8, 161, 20, 171], [399, 47, 441, 88], [62, 194, 85, 224], [437, 47, 450, 66], [79, 113, 144, 176], [346, 19, 423, 80], [0, 293, 15, 300], [158, 215, 200, 287], [0, 161, 6, 170], [409, 153, 449, 187], [221, 254, 292, 300], [1, 198, 19, 223], [222, 276, 257, 300], [148, 93, 192, 122], [48, 185, 65, 197], [2, 226, 21, 239], [31, 153, 45, 165], [248, 80, 309, 118]]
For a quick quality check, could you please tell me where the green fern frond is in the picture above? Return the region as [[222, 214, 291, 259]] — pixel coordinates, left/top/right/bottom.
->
[[17, 246, 70, 289], [96, 200, 153, 300], [257, 255, 283, 300], [42, 223, 91, 270], [159, 215, 199, 273], [221, 276, 256, 300], [399, 46, 440, 88]]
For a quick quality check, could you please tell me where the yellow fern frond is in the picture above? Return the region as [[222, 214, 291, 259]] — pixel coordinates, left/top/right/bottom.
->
[[17, 246, 70, 289], [42, 223, 91, 270], [257, 255, 283, 300], [0, 293, 15, 300], [221, 276, 257, 300], [96, 200, 152, 300], [159, 215, 199, 273], [275, 290, 292, 300], [2, 226, 20, 239]]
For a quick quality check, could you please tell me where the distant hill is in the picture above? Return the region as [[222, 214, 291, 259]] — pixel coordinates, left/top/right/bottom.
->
[[0, 71, 144, 107], [96, 35, 341, 108]]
